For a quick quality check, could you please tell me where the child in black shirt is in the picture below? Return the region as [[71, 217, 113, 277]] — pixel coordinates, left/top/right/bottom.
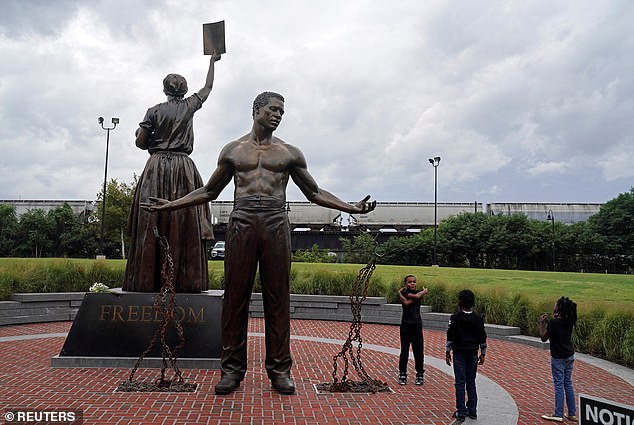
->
[[538, 296, 578, 422], [445, 289, 487, 422], [398, 274, 428, 385]]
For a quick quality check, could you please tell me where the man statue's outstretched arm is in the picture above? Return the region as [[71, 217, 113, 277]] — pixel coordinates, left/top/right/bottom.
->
[[142, 159, 233, 212], [289, 151, 376, 214]]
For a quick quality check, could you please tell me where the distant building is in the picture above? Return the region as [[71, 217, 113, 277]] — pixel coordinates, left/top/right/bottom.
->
[[487, 203, 602, 224], [0, 200, 96, 221], [352, 201, 482, 231], [1, 199, 602, 230], [211, 201, 483, 232]]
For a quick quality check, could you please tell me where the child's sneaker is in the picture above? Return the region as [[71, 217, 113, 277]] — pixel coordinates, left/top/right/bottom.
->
[[398, 374, 407, 385], [452, 411, 465, 422], [564, 414, 578, 421], [541, 414, 563, 422], [415, 373, 424, 386]]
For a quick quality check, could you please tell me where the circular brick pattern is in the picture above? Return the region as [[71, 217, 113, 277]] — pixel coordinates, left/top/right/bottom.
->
[[0, 319, 632, 425]]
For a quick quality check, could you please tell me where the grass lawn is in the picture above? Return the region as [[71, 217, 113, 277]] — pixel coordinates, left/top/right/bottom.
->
[[219, 261, 634, 313], [1, 258, 633, 314]]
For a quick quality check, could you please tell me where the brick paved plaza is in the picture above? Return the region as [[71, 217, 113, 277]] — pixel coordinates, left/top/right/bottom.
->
[[1, 318, 632, 425]]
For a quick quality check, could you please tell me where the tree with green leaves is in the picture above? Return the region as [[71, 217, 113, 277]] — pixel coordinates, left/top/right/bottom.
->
[[0, 204, 18, 256], [14, 208, 51, 257], [437, 212, 489, 267], [339, 232, 376, 264], [381, 231, 432, 266], [293, 244, 335, 263], [589, 187, 634, 255], [95, 177, 137, 258], [46, 203, 98, 258]]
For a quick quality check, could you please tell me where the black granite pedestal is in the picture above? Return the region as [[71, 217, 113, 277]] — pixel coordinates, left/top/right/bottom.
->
[[51, 288, 222, 369]]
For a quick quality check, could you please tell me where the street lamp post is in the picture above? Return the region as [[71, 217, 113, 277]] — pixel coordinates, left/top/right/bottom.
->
[[97, 116, 119, 259], [428, 156, 441, 266], [546, 209, 555, 271]]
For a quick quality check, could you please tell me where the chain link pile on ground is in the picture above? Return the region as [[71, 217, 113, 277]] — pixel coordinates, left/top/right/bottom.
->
[[117, 227, 196, 393], [317, 259, 391, 394]]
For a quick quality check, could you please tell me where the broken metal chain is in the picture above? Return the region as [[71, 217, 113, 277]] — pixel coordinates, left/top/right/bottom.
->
[[317, 258, 390, 394], [117, 227, 195, 392]]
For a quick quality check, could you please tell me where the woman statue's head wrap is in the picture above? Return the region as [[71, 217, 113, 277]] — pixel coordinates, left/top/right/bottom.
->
[[163, 73, 188, 97]]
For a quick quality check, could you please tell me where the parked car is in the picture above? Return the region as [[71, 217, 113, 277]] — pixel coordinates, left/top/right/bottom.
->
[[211, 241, 225, 259]]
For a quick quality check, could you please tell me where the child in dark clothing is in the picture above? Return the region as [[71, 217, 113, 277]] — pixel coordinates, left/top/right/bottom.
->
[[445, 289, 487, 422], [398, 274, 428, 385], [538, 296, 578, 423]]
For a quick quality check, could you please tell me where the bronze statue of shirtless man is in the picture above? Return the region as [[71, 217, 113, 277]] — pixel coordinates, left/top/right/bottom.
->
[[143, 91, 376, 395]]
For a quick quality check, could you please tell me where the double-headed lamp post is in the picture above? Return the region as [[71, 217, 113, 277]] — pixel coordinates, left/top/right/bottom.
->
[[428, 156, 441, 266], [546, 209, 555, 271], [97, 116, 119, 259]]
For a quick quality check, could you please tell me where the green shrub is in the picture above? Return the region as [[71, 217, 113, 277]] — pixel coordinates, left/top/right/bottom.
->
[[365, 274, 385, 298], [471, 292, 511, 325], [293, 245, 336, 263], [426, 284, 449, 313], [525, 304, 546, 337], [289, 268, 311, 294], [573, 309, 605, 354], [485, 294, 511, 325], [0, 274, 15, 300], [445, 287, 461, 313], [622, 325, 634, 367], [207, 269, 224, 290], [289, 268, 298, 285], [473, 293, 488, 318], [311, 270, 345, 295], [588, 317, 607, 357], [507, 294, 531, 333], [384, 279, 403, 304], [346, 271, 375, 297], [290, 278, 313, 295], [3, 260, 125, 295], [18, 261, 78, 293], [594, 312, 633, 362], [87, 261, 124, 287], [252, 271, 262, 292]]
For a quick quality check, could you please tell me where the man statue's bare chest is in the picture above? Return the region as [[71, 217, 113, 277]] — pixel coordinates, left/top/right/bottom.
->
[[231, 143, 292, 173]]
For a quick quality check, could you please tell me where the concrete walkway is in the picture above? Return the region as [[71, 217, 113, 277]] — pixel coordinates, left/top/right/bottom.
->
[[285, 333, 519, 425]]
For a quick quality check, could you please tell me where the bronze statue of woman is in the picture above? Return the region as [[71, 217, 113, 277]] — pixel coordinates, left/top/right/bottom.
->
[[123, 53, 221, 293]]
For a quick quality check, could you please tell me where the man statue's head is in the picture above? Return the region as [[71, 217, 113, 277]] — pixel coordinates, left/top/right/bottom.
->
[[252, 92, 284, 117], [163, 74, 188, 98]]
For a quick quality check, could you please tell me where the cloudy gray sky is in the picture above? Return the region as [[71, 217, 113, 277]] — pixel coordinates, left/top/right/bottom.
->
[[1, 0, 632, 205]]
